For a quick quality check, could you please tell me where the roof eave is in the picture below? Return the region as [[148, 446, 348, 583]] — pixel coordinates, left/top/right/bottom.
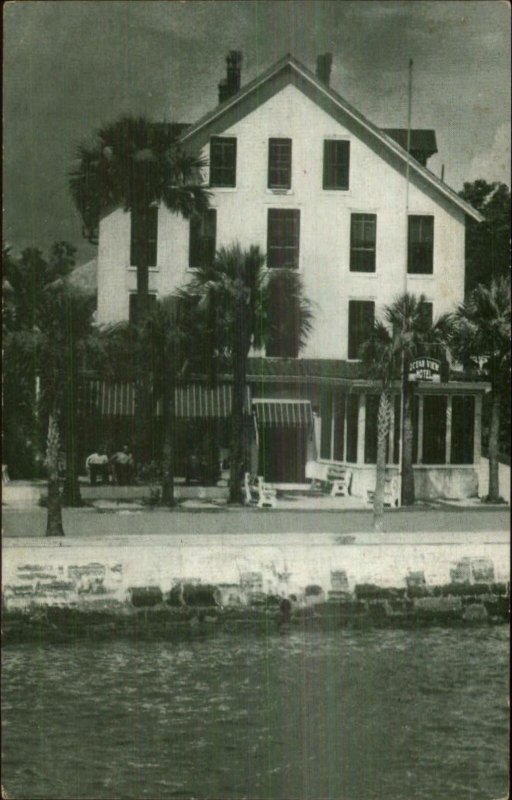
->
[[181, 55, 484, 224]]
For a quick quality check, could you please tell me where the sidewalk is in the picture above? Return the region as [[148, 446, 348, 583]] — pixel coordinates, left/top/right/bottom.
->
[[2, 476, 508, 512]]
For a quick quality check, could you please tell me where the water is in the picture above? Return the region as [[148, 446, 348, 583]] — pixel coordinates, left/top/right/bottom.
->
[[2, 628, 509, 800]]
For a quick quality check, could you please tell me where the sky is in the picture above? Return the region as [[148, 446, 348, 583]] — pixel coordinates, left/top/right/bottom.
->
[[3, 0, 511, 264]]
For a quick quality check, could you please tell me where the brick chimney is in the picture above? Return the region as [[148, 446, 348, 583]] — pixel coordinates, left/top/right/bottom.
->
[[316, 53, 332, 86], [218, 51, 243, 103]]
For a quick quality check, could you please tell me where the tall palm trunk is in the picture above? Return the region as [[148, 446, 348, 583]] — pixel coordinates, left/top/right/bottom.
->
[[46, 407, 64, 537], [401, 357, 415, 506], [487, 389, 501, 502], [160, 370, 176, 507], [373, 390, 391, 532], [134, 202, 151, 468], [229, 309, 249, 504]]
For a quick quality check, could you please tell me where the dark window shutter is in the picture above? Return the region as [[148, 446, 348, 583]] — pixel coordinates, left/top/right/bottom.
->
[[418, 301, 433, 330], [348, 300, 375, 359], [130, 206, 158, 268], [267, 209, 300, 269], [189, 209, 217, 268]]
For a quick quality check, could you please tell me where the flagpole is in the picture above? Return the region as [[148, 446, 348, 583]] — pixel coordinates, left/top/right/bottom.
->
[[398, 58, 413, 506]]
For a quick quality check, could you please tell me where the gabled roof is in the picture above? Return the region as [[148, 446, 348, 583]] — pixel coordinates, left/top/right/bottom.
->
[[181, 54, 483, 222]]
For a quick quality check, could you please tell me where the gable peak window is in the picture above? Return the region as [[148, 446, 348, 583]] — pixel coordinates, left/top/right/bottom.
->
[[130, 205, 158, 268], [350, 213, 377, 272], [268, 138, 292, 190], [209, 136, 237, 187], [267, 209, 300, 269], [189, 209, 217, 269], [408, 215, 434, 274], [323, 139, 350, 190], [348, 300, 375, 360]]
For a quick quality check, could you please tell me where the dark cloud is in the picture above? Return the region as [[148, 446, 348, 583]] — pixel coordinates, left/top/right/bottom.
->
[[3, 0, 510, 263]]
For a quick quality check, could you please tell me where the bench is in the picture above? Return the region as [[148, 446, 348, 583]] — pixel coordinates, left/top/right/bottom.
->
[[305, 460, 352, 496], [244, 473, 277, 509], [367, 476, 400, 508]]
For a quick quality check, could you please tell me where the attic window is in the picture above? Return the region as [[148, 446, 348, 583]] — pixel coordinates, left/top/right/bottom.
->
[[210, 137, 237, 187], [323, 140, 350, 190], [268, 138, 292, 189]]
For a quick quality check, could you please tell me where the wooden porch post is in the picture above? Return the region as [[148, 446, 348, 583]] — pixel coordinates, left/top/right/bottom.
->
[[357, 393, 366, 465], [445, 395, 452, 465], [330, 390, 335, 461], [473, 394, 482, 464], [417, 394, 424, 464], [343, 394, 348, 462]]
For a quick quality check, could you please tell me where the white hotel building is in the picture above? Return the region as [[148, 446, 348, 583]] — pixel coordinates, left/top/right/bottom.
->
[[89, 52, 487, 499]]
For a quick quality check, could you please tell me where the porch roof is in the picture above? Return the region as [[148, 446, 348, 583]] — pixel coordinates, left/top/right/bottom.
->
[[246, 358, 489, 391]]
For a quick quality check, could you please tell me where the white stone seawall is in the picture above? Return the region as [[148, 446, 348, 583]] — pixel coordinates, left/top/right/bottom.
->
[[3, 531, 509, 612]]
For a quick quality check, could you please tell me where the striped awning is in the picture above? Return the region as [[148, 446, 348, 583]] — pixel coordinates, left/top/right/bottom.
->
[[85, 380, 136, 416], [84, 380, 249, 418], [253, 399, 313, 427], [175, 384, 250, 418]]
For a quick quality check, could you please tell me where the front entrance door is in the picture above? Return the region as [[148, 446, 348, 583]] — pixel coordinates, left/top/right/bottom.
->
[[258, 426, 308, 483]]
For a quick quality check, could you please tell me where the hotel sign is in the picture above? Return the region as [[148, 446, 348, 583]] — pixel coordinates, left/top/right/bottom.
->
[[409, 357, 441, 382]]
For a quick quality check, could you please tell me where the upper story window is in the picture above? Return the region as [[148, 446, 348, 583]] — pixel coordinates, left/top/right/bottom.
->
[[268, 138, 292, 189], [130, 206, 158, 268], [323, 140, 350, 190], [418, 300, 433, 329], [350, 214, 377, 272], [348, 300, 375, 359], [129, 292, 157, 326], [267, 209, 300, 269], [408, 215, 434, 274], [189, 209, 217, 268], [209, 137, 237, 187], [265, 283, 300, 358]]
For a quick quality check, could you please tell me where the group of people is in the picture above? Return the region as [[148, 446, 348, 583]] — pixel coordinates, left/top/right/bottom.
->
[[85, 445, 134, 486]]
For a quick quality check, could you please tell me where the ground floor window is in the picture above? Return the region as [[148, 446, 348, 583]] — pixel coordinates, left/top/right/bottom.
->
[[451, 395, 475, 464], [364, 394, 379, 464], [334, 395, 345, 461], [320, 390, 333, 459], [422, 395, 447, 464], [345, 395, 359, 463]]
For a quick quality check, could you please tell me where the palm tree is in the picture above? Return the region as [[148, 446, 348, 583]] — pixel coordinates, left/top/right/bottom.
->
[[384, 293, 431, 505], [69, 117, 209, 462], [177, 244, 314, 504], [365, 293, 452, 508], [5, 278, 95, 535], [360, 322, 398, 530], [3, 243, 91, 502], [69, 116, 209, 322], [450, 277, 511, 502]]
